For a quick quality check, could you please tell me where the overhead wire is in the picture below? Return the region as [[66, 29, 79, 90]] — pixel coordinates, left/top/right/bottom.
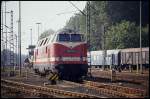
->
[[56, 10, 78, 15], [68, 1, 86, 16]]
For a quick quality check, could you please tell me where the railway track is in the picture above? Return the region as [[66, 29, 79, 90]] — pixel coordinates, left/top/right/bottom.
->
[[2, 68, 148, 98], [63, 80, 147, 98], [1, 79, 100, 98], [83, 80, 147, 97], [91, 70, 148, 84]]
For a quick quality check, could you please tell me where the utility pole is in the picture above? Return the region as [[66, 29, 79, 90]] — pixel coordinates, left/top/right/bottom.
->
[[86, 1, 91, 76], [9, 10, 14, 75], [30, 28, 32, 45], [1, 1, 4, 71], [76, 15, 80, 32], [140, 1, 143, 74], [19, 1, 22, 76], [103, 25, 106, 70], [4, 1, 7, 67], [17, 20, 19, 70], [14, 34, 17, 71], [36, 23, 41, 40], [10, 10, 14, 66]]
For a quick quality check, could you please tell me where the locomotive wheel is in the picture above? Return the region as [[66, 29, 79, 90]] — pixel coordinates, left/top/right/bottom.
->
[[40, 73, 46, 77], [51, 80, 56, 85], [34, 69, 39, 74]]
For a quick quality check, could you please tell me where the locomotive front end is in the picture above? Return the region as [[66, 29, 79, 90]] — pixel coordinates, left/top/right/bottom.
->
[[51, 30, 88, 80]]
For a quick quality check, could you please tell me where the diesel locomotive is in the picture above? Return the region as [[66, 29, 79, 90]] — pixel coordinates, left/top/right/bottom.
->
[[33, 29, 88, 80]]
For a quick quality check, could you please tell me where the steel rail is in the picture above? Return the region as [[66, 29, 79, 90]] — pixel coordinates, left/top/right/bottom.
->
[[1, 79, 99, 98], [90, 71, 147, 84], [84, 80, 147, 97], [1, 84, 56, 98], [63, 80, 145, 98]]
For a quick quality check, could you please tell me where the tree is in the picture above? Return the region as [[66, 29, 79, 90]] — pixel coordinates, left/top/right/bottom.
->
[[39, 29, 55, 39], [105, 21, 149, 49], [64, 1, 149, 50], [140, 24, 149, 47], [106, 1, 149, 26]]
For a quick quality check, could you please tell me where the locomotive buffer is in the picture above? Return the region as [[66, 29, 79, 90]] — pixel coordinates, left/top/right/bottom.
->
[[48, 72, 59, 85]]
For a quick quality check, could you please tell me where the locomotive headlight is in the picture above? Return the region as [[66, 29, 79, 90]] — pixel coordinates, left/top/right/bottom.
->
[[56, 57, 59, 61], [54, 57, 62, 61], [83, 57, 87, 61], [51, 57, 60, 61], [59, 56, 62, 61], [80, 57, 87, 61]]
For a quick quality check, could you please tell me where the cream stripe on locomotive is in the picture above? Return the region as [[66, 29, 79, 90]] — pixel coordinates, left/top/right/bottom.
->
[[33, 57, 87, 62], [62, 57, 80, 61]]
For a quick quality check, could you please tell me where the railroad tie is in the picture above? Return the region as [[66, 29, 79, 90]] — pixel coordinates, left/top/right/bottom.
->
[[65, 80, 146, 97]]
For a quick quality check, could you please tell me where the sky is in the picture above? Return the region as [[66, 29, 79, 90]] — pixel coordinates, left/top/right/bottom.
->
[[2, 1, 86, 55]]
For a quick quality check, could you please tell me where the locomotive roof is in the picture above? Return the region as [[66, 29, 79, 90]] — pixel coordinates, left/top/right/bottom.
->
[[36, 34, 53, 48], [38, 30, 83, 42], [56, 29, 83, 34], [36, 30, 85, 48]]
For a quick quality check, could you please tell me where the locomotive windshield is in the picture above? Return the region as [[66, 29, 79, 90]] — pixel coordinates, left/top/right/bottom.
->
[[58, 34, 84, 42], [71, 34, 81, 42], [59, 34, 70, 41]]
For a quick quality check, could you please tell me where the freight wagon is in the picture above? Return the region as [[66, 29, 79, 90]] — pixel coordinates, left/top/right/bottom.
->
[[88, 47, 149, 70], [120, 47, 149, 69], [88, 49, 121, 69]]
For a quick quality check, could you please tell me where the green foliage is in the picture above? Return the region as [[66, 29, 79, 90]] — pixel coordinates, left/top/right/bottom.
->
[[105, 21, 149, 49], [106, 1, 149, 26], [140, 24, 149, 47], [39, 29, 55, 39], [63, 1, 149, 50]]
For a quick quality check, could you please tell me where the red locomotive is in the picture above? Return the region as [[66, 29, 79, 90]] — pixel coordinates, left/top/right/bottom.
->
[[33, 29, 88, 80]]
